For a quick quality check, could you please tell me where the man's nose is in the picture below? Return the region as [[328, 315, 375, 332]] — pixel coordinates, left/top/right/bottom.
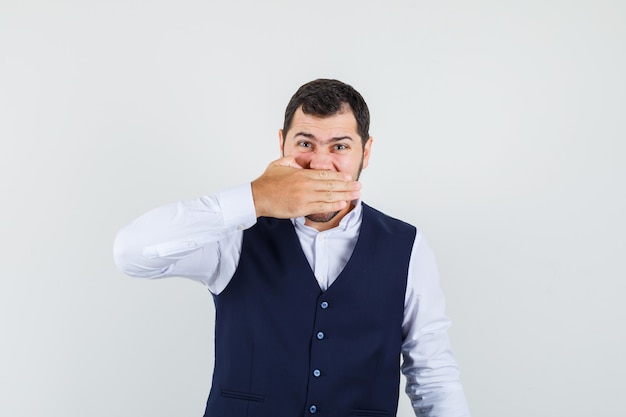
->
[[308, 151, 334, 171]]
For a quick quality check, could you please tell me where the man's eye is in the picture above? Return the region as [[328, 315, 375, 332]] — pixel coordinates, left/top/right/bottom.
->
[[298, 141, 312, 148], [334, 143, 348, 151]]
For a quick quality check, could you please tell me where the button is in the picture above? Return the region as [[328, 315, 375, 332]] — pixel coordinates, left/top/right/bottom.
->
[[316, 331, 325, 340], [309, 405, 317, 414], [313, 369, 321, 377], [187, 241, 197, 248], [317, 235, 325, 241], [237, 224, 245, 230], [320, 301, 329, 309]]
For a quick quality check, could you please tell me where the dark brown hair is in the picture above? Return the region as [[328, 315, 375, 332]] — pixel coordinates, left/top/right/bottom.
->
[[282, 79, 370, 146]]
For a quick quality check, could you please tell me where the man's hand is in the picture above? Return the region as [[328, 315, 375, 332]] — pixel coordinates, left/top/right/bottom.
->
[[251, 156, 361, 219]]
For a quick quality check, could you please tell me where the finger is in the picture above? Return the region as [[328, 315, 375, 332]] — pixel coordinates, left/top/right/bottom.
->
[[316, 189, 361, 202], [303, 169, 352, 181], [308, 200, 348, 214], [311, 180, 361, 192]]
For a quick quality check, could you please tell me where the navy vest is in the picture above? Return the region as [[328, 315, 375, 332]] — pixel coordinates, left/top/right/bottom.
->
[[204, 204, 416, 417]]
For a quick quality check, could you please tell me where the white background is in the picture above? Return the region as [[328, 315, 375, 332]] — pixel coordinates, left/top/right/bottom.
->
[[1, 1, 625, 416]]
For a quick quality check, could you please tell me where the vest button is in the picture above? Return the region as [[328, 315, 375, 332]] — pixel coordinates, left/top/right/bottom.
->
[[309, 405, 317, 414], [316, 331, 325, 340], [313, 369, 321, 377], [320, 301, 329, 309]]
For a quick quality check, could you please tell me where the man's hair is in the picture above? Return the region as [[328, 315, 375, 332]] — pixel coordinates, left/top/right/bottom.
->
[[282, 79, 370, 146]]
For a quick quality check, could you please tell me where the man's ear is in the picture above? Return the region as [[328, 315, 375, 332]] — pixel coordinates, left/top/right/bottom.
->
[[362, 136, 373, 170], [278, 129, 285, 155]]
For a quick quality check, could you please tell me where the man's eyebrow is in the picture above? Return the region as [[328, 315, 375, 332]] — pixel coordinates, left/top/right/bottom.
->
[[293, 132, 354, 143]]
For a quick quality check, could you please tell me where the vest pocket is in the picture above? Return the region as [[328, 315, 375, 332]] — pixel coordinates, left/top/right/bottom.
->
[[220, 389, 265, 403], [350, 409, 388, 416]]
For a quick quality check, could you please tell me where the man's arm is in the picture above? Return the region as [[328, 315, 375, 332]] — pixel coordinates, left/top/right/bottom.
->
[[113, 183, 256, 293], [113, 156, 361, 292], [401, 233, 471, 417]]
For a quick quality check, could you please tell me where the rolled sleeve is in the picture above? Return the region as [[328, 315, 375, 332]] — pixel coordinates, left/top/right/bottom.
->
[[217, 183, 257, 231]]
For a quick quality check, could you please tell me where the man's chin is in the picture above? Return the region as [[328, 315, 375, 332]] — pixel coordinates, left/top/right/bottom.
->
[[305, 211, 340, 223]]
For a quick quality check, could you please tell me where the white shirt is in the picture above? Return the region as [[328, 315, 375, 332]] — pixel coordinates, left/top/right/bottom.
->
[[113, 183, 471, 417]]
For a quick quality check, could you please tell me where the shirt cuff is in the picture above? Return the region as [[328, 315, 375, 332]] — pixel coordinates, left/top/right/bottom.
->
[[217, 183, 257, 231]]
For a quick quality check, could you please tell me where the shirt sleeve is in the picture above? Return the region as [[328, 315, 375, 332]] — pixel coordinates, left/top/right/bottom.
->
[[112, 183, 257, 294], [401, 232, 471, 417]]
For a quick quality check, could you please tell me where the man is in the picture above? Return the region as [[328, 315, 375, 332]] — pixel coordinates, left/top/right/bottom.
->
[[114, 79, 471, 417]]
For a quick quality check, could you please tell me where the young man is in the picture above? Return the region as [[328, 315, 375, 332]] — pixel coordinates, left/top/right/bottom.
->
[[114, 79, 471, 417]]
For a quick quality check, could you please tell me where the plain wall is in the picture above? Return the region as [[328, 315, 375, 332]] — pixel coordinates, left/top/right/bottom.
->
[[1, 1, 624, 416]]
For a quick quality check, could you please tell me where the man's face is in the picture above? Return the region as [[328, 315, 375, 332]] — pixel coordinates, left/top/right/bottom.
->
[[279, 106, 372, 223]]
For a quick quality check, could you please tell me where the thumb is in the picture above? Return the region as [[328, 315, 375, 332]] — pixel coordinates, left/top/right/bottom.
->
[[273, 155, 303, 169]]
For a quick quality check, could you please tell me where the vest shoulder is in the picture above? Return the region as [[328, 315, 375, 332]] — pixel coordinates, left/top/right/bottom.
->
[[362, 203, 419, 237]]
